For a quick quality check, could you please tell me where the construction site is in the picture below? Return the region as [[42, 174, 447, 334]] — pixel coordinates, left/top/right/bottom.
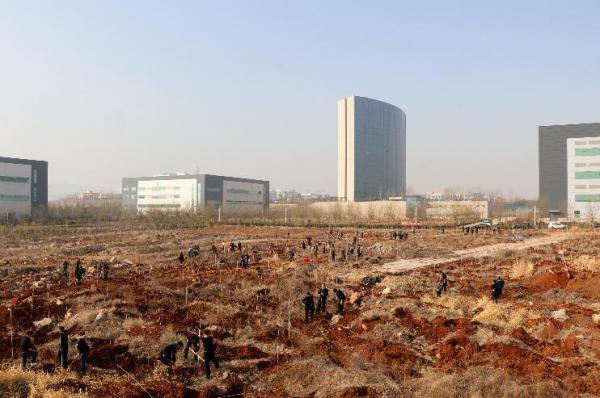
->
[[1, 222, 600, 397]]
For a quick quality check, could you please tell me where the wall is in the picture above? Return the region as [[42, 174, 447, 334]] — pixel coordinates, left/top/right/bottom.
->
[[425, 201, 489, 220], [539, 123, 600, 215], [0, 161, 32, 217], [311, 200, 407, 220], [222, 179, 265, 214], [136, 178, 198, 213], [567, 136, 600, 220]]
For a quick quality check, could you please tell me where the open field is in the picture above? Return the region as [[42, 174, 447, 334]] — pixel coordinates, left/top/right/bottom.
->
[[1, 223, 600, 397]]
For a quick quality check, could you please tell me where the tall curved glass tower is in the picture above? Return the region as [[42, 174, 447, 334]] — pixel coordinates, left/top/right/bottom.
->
[[338, 96, 406, 201]]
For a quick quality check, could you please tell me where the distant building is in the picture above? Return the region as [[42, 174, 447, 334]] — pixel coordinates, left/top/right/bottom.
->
[[425, 192, 444, 201], [122, 173, 269, 215], [0, 156, 48, 219], [539, 123, 600, 219], [425, 200, 488, 221], [338, 96, 406, 201]]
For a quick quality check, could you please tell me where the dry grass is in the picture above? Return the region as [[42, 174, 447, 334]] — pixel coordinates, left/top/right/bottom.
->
[[472, 297, 538, 330], [0, 366, 86, 398], [408, 367, 569, 398], [571, 255, 600, 273], [423, 294, 539, 330], [260, 356, 402, 397], [510, 259, 536, 279]]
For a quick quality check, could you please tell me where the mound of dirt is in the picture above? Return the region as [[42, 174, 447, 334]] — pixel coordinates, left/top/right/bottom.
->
[[525, 271, 569, 291], [565, 275, 600, 299]]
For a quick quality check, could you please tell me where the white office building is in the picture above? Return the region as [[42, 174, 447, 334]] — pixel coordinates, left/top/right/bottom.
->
[[567, 137, 600, 220]]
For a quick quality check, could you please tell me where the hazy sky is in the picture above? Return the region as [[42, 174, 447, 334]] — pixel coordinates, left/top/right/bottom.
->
[[2, 1, 599, 199]]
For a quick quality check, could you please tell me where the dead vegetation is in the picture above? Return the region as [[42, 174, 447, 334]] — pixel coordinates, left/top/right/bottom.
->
[[0, 223, 599, 397]]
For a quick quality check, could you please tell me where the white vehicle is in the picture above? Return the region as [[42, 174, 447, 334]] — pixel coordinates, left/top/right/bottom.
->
[[548, 221, 567, 229]]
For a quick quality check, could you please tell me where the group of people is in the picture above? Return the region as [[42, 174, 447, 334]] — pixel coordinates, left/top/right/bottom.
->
[[302, 284, 347, 323], [159, 330, 219, 379], [433, 271, 506, 303], [20, 327, 90, 374], [61, 259, 86, 284]]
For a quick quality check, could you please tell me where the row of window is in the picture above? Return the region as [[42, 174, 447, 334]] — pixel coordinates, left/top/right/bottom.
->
[[0, 194, 30, 202], [0, 175, 29, 183], [225, 200, 263, 205], [138, 186, 181, 191], [575, 171, 600, 179], [573, 184, 600, 190], [575, 148, 600, 156], [225, 189, 262, 195], [575, 194, 600, 202], [138, 195, 181, 199]]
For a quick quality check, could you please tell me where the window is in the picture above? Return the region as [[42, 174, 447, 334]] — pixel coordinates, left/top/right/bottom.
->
[[575, 194, 600, 202], [0, 176, 29, 183], [0, 194, 30, 201], [33, 187, 37, 203], [574, 210, 581, 218], [575, 171, 600, 179], [33, 169, 37, 184], [575, 148, 600, 156], [574, 185, 587, 190]]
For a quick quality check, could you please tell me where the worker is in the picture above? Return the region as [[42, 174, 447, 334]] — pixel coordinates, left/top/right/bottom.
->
[[317, 284, 329, 313], [58, 326, 69, 369], [201, 332, 219, 379], [20, 330, 37, 369], [312, 244, 318, 257], [240, 253, 250, 269], [229, 242, 235, 253], [333, 288, 346, 314], [184, 332, 201, 363], [159, 341, 183, 377], [237, 242, 242, 252], [306, 236, 312, 246], [435, 279, 444, 297], [441, 272, 448, 293], [74, 260, 85, 284], [62, 261, 69, 281], [302, 292, 315, 323], [331, 247, 336, 262], [178, 252, 185, 265], [211, 245, 217, 255], [75, 333, 90, 375], [287, 249, 295, 261], [491, 275, 505, 303]]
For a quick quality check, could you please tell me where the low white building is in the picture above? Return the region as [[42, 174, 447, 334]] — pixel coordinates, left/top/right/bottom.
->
[[122, 173, 269, 215], [426, 200, 488, 221]]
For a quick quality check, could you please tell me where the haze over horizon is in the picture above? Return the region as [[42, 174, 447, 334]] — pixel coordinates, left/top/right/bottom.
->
[[2, 1, 599, 200]]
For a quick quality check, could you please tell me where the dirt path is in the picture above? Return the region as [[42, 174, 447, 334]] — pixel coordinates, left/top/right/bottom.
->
[[377, 232, 577, 274]]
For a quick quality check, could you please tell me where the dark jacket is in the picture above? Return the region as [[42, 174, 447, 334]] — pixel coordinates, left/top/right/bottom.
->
[[187, 334, 200, 345], [202, 336, 215, 354], [302, 295, 314, 309], [21, 336, 34, 352], [77, 339, 90, 355], [335, 290, 346, 301], [161, 343, 178, 362], [59, 330, 69, 348]]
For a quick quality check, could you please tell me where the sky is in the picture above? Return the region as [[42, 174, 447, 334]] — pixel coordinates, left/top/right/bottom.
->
[[1, 1, 599, 199]]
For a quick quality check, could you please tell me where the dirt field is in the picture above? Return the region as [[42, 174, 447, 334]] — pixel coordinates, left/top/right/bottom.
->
[[1, 223, 599, 397]]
